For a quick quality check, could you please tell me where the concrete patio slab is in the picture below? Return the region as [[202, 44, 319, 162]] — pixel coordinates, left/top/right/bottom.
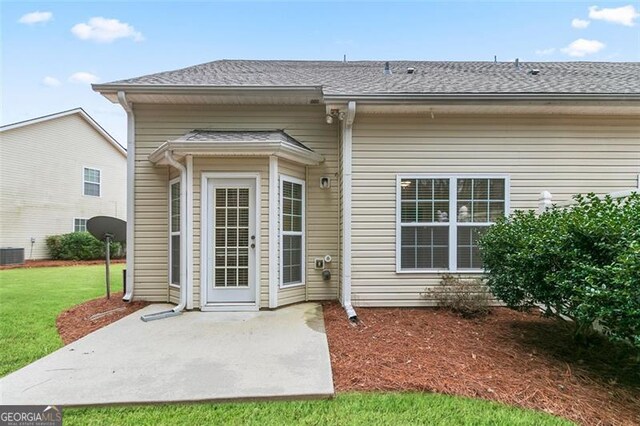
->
[[0, 302, 333, 406]]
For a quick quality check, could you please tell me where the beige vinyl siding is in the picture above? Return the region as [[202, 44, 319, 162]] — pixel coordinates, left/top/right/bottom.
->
[[0, 114, 126, 259], [350, 113, 640, 307], [132, 104, 340, 306]]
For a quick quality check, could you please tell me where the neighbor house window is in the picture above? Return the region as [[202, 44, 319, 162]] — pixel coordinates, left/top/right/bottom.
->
[[83, 167, 101, 197], [170, 179, 181, 286], [397, 175, 508, 272], [74, 218, 88, 232], [280, 176, 305, 287]]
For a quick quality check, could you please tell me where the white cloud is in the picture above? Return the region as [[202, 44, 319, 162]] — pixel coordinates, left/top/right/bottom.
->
[[42, 76, 61, 87], [71, 17, 143, 43], [588, 5, 639, 26], [561, 38, 606, 57], [535, 48, 556, 55], [18, 11, 53, 25], [69, 72, 100, 84], [571, 18, 590, 29]]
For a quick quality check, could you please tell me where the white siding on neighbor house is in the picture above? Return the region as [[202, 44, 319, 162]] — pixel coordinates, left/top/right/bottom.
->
[[0, 114, 126, 259], [132, 104, 340, 306], [350, 113, 640, 307]]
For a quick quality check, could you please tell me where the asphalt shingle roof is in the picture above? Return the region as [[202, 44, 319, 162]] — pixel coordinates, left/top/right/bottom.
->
[[107, 60, 640, 95], [172, 130, 313, 152]]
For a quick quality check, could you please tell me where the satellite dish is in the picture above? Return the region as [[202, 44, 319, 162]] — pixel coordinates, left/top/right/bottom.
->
[[87, 216, 126, 243], [87, 216, 126, 299]]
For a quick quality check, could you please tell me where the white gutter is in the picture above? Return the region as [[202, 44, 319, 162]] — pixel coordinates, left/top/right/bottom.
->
[[141, 151, 188, 321], [323, 93, 640, 102], [117, 92, 135, 302], [341, 101, 357, 320]]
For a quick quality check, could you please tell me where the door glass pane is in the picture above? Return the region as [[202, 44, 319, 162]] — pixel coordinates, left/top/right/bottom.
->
[[213, 186, 251, 288], [216, 189, 226, 207], [227, 189, 238, 207], [238, 188, 249, 207]]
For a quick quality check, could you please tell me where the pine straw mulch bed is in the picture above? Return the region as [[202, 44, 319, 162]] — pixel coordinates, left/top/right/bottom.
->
[[322, 303, 640, 426], [0, 259, 125, 270], [56, 292, 148, 345]]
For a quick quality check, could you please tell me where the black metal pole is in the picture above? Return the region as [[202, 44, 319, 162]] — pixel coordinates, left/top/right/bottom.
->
[[105, 236, 111, 299]]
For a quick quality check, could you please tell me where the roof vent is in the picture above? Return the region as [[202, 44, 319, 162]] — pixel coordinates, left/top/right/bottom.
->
[[515, 58, 520, 69], [529, 69, 540, 75], [407, 67, 415, 74], [384, 61, 392, 75]]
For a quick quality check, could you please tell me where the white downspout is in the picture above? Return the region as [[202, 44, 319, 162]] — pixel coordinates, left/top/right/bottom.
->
[[141, 151, 188, 321], [341, 101, 357, 320], [117, 91, 135, 302]]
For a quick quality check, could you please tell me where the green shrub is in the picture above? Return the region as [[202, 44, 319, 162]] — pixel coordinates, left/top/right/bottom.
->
[[45, 232, 124, 261], [479, 192, 640, 348]]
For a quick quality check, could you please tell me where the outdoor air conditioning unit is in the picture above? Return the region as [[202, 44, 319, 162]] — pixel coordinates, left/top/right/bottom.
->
[[0, 247, 25, 266]]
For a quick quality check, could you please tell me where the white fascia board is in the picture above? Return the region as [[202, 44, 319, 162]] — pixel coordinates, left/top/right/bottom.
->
[[148, 141, 324, 166]]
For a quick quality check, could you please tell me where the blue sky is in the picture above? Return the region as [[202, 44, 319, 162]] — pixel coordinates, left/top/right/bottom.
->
[[2, 1, 639, 143]]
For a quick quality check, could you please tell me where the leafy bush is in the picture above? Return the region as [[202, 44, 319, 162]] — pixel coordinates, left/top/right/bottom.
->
[[46, 232, 124, 261], [424, 274, 492, 318], [479, 192, 640, 347]]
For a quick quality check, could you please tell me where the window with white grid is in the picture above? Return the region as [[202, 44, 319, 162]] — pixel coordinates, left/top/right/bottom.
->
[[83, 167, 101, 197], [73, 218, 88, 233], [170, 179, 180, 286], [280, 176, 305, 287], [397, 175, 508, 272]]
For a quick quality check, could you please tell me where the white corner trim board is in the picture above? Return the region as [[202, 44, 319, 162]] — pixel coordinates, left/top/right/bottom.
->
[[186, 155, 194, 310], [268, 156, 279, 308]]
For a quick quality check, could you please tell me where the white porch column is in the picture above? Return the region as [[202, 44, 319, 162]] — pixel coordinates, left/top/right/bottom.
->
[[186, 154, 194, 309], [268, 156, 279, 308]]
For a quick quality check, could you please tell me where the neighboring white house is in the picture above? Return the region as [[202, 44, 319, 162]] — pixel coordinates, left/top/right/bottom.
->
[[0, 108, 127, 260]]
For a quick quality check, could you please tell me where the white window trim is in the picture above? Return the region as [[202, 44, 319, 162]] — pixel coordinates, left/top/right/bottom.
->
[[395, 173, 510, 274], [169, 177, 181, 288], [279, 174, 306, 289], [83, 166, 102, 197], [73, 217, 88, 233]]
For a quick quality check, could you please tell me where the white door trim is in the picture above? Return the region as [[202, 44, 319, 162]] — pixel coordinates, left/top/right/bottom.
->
[[200, 172, 261, 311]]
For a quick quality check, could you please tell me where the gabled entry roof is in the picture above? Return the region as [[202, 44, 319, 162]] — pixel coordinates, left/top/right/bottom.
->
[[149, 129, 324, 165]]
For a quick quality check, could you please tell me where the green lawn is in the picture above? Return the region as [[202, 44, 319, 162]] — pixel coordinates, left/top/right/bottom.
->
[[0, 264, 123, 376], [0, 265, 573, 425], [65, 393, 572, 426]]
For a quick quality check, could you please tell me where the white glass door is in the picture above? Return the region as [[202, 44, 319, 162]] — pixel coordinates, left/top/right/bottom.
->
[[207, 178, 256, 304]]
